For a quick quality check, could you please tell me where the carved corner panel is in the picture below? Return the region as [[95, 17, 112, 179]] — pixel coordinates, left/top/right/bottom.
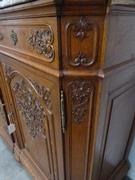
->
[[65, 79, 94, 179], [66, 17, 99, 67], [3, 64, 52, 139]]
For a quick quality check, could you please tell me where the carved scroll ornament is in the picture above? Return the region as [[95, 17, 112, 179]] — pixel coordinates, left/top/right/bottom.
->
[[28, 27, 55, 62], [70, 80, 94, 123]]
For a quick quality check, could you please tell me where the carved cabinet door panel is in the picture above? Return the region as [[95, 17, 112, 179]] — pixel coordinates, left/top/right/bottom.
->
[[2, 62, 64, 180]]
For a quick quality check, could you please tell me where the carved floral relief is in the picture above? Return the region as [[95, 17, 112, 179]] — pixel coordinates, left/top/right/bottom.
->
[[70, 80, 94, 123], [28, 27, 55, 62], [4, 65, 52, 138], [11, 78, 47, 138]]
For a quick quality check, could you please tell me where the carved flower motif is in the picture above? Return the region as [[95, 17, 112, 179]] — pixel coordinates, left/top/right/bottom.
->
[[73, 17, 91, 40], [11, 78, 47, 138], [28, 28, 54, 61], [70, 80, 93, 123], [4, 65, 52, 138]]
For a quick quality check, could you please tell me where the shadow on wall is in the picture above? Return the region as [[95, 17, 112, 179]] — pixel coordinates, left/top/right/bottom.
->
[[128, 137, 135, 179]]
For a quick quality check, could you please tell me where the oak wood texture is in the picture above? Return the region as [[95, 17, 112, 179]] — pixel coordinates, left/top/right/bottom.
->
[[0, 0, 135, 180], [0, 18, 59, 69]]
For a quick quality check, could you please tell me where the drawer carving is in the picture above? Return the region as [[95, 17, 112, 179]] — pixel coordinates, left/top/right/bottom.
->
[[66, 17, 99, 67], [0, 18, 58, 67], [4, 65, 52, 139], [70, 80, 94, 123], [28, 27, 55, 62], [10, 30, 18, 45]]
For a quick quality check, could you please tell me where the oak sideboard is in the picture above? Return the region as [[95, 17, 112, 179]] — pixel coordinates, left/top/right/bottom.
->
[[0, 0, 135, 180]]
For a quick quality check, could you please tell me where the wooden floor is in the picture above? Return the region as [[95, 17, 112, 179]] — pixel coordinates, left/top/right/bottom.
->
[[0, 137, 32, 180]]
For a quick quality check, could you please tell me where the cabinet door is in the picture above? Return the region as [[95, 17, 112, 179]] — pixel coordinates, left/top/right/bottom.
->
[[2, 62, 64, 180]]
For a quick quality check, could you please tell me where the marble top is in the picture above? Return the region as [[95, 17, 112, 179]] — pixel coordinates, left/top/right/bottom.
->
[[0, 0, 32, 8]]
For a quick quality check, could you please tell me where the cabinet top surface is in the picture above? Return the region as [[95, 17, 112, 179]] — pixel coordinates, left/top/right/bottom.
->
[[0, 0, 107, 8], [0, 0, 34, 8], [0, 0, 135, 9]]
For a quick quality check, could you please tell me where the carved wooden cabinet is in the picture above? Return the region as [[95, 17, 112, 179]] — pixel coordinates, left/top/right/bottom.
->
[[0, 0, 135, 180]]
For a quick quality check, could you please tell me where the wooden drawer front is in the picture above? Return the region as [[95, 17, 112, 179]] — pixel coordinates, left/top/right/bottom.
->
[[0, 18, 59, 69], [61, 16, 104, 70]]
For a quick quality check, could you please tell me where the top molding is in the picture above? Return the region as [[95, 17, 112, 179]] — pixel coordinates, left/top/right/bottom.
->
[[0, 0, 107, 20]]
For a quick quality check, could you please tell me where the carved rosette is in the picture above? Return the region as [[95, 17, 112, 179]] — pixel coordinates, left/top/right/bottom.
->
[[67, 17, 98, 67], [70, 80, 94, 123], [28, 27, 55, 62]]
